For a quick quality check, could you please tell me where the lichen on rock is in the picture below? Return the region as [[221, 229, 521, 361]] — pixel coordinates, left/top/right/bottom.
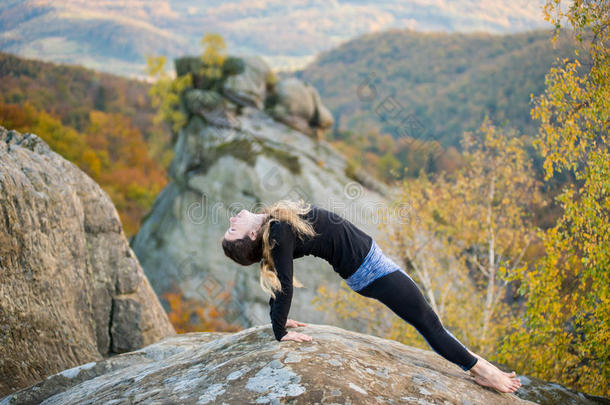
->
[[3, 324, 600, 405]]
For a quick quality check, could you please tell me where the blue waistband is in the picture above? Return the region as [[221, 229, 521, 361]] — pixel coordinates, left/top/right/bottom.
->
[[360, 239, 378, 268], [345, 239, 401, 292]]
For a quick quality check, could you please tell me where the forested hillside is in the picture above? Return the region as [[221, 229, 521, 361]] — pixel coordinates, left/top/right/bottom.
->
[[0, 52, 170, 237], [0, 0, 548, 76], [297, 29, 579, 146], [294, 29, 582, 181]]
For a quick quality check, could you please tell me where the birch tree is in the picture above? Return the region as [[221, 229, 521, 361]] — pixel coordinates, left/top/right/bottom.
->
[[388, 120, 545, 354], [497, 0, 609, 396]]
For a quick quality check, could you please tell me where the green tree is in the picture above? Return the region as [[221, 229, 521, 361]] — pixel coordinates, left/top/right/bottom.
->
[[146, 55, 192, 134], [497, 0, 609, 396], [146, 33, 229, 136], [377, 151, 401, 181], [200, 33, 227, 81]]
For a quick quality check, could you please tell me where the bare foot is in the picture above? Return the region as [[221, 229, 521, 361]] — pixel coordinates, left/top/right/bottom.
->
[[468, 352, 522, 393], [470, 352, 517, 377]]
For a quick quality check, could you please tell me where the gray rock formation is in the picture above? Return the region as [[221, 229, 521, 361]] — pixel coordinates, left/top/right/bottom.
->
[[131, 60, 394, 333], [176, 54, 335, 139], [0, 127, 176, 397], [222, 55, 272, 110], [268, 76, 334, 140], [2, 324, 604, 405]]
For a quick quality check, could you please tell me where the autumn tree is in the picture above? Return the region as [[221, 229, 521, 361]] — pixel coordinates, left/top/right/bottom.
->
[[86, 110, 168, 235], [314, 121, 544, 356], [497, 0, 609, 396], [146, 32, 229, 138], [163, 283, 242, 334], [390, 120, 544, 355], [146, 55, 192, 134], [200, 33, 227, 81]]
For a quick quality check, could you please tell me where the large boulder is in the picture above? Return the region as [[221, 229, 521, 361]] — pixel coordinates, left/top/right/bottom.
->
[[0, 127, 176, 397], [2, 324, 604, 405], [131, 104, 393, 335], [268, 77, 335, 139], [184, 88, 239, 128], [222, 55, 272, 110]]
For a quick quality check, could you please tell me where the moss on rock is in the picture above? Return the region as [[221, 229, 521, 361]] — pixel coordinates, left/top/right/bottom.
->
[[187, 135, 301, 177]]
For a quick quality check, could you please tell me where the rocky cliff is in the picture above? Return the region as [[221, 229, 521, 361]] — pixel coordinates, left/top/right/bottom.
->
[[0, 127, 176, 396], [131, 55, 395, 330], [2, 324, 605, 405]]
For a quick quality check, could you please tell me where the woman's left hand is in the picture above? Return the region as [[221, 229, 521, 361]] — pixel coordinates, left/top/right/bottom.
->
[[285, 319, 307, 328]]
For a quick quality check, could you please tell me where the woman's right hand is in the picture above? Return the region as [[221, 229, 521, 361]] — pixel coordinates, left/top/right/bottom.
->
[[280, 331, 313, 342]]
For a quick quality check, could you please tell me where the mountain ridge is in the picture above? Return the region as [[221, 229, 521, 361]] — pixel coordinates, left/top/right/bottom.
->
[[1, 0, 549, 77], [294, 28, 580, 148]]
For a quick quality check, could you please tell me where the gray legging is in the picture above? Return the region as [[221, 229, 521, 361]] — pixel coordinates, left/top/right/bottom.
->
[[355, 269, 478, 371]]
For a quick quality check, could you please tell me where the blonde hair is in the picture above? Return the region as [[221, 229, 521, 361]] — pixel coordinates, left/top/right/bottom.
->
[[258, 199, 318, 299]]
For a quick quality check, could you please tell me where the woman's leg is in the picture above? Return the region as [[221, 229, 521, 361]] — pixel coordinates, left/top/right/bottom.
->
[[356, 269, 478, 371], [356, 269, 522, 393]]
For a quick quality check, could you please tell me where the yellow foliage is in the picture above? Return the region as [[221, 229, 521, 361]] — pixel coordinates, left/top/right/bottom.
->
[[162, 283, 242, 334], [200, 33, 227, 80], [314, 120, 542, 361], [146, 32, 230, 135], [146, 55, 192, 134], [497, 0, 610, 396]]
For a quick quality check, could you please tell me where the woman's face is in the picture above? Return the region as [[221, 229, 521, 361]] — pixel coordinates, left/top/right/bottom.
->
[[224, 209, 263, 241]]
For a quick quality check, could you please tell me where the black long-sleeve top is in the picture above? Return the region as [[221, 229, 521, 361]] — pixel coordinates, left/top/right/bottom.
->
[[267, 204, 373, 341]]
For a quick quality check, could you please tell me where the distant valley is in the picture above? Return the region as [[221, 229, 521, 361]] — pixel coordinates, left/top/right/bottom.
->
[[295, 29, 579, 147], [1, 0, 549, 77]]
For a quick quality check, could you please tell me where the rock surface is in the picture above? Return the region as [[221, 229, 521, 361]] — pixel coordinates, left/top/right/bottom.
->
[[2, 324, 604, 405], [222, 55, 272, 110], [0, 127, 176, 397], [269, 76, 334, 139], [177, 54, 335, 139]]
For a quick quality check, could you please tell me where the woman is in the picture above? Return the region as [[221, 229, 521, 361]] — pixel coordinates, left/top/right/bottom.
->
[[221, 199, 522, 393]]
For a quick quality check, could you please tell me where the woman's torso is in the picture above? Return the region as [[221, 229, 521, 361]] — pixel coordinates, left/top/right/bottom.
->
[[279, 204, 373, 279]]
